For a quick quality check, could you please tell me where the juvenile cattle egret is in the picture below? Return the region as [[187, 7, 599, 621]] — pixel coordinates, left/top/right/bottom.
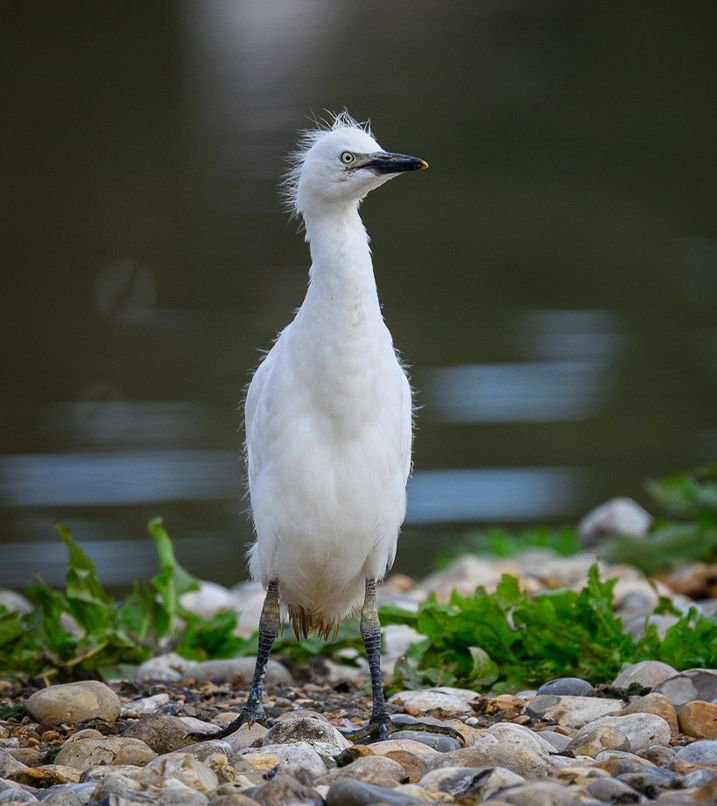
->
[[206, 113, 458, 742]]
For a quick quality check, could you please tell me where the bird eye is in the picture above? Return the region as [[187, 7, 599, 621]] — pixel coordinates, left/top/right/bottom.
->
[[340, 151, 355, 165]]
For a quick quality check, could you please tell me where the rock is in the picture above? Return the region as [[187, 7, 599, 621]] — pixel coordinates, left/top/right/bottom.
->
[[612, 660, 678, 690], [443, 743, 552, 779], [625, 612, 681, 641], [536, 678, 593, 697], [0, 590, 33, 614], [674, 739, 717, 765], [121, 692, 172, 717], [385, 729, 460, 752], [584, 713, 672, 753], [325, 777, 423, 805], [368, 739, 439, 757], [134, 652, 194, 683], [617, 692, 679, 734], [319, 755, 407, 787], [617, 768, 677, 798], [122, 714, 192, 753], [138, 751, 219, 793], [271, 746, 328, 786], [26, 681, 121, 726], [0, 749, 27, 778], [387, 689, 475, 717], [180, 580, 239, 619], [577, 497, 652, 547], [90, 770, 209, 805], [204, 722, 269, 753], [612, 577, 661, 620], [382, 750, 426, 783], [564, 725, 631, 757], [208, 794, 262, 806], [487, 721, 557, 755], [0, 789, 38, 803], [490, 779, 577, 806], [536, 730, 572, 754], [184, 658, 293, 687], [654, 668, 717, 710], [246, 773, 324, 806], [5, 765, 82, 787], [586, 776, 643, 803], [420, 765, 524, 799], [678, 700, 717, 739], [523, 694, 624, 728], [54, 736, 157, 771], [262, 717, 350, 754]]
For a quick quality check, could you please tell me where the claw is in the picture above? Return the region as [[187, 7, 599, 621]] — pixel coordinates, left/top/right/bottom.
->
[[188, 706, 273, 742]]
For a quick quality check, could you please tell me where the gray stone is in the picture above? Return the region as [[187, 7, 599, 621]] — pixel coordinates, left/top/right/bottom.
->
[[674, 739, 717, 765], [523, 694, 624, 728], [0, 590, 33, 614], [420, 765, 524, 799], [617, 768, 677, 798], [387, 689, 475, 716], [27, 681, 121, 726], [565, 725, 631, 758], [653, 668, 717, 710], [613, 660, 678, 690], [272, 746, 328, 785], [536, 678, 593, 697], [536, 730, 572, 754], [137, 752, 219, 793], [34, 782, 97, 804], [387, 729, 461, 752], [487, 722, 557, 755], [0, 749, 27, 778], [443, 743, 552, 779], [325, 777, 423, 805], [55, 736, 157, 771], [0, 792, 37, 803], [491, 780, 578, 805], [586, 776, 642, 803], [262, 717, 350, 754], [245, 773, 324, 806], [134, 652, 194, 684], [585, 713, 671, 752], [121, 693, 171, 717], [578, 497, 652, 547]]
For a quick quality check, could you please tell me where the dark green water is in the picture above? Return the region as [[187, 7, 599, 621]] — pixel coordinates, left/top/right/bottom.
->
[[2, 2, 716, 586]]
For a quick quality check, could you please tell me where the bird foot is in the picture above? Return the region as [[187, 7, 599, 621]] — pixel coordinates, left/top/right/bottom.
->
[[188, 704, 273, 741], [341, 715, 465, 746]]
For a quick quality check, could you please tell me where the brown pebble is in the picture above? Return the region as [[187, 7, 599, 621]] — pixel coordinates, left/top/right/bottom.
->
[[384, 750, 426, 783], [41, 730, 60, 742], [695, 774, 717, 801], [7, 764, 82, 787], [678, 700, 717, 740], [619, 693, 679, 734]]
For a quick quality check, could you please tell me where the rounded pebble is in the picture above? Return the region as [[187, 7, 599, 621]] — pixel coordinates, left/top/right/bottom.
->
[[678, 699, 717, 739], [26, 681, 121, 726], [674, 739, 717, 765], [536, 678, 593, 697], [612, 660, 678, 690]]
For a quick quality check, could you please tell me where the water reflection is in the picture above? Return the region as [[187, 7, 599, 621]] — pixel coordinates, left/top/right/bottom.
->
[[2, 3, 716, 587]]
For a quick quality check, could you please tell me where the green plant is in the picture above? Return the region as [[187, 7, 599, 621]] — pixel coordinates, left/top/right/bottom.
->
[[381, 566, 717, 693], [0, 519, 254, 683]]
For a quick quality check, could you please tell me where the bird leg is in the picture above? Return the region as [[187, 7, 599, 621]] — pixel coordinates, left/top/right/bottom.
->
[[190, 579, 280, 740], [341, 579, 464, 745]]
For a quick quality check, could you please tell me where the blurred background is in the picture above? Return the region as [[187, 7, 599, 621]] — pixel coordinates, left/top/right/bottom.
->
[[2, 1, 716, 588]]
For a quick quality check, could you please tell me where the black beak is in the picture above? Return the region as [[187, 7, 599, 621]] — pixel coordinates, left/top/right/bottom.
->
[[362, 151, 429, 174]]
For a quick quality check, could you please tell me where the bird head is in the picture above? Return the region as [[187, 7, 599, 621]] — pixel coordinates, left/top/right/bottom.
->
[[283, 112, 428, 221]]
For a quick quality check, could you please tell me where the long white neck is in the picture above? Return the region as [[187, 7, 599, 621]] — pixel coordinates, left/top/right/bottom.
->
[[298, 203, 383, 331]]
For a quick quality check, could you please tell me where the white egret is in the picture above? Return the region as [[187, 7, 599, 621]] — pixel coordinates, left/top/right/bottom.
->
[[206, 112, 459, 742]]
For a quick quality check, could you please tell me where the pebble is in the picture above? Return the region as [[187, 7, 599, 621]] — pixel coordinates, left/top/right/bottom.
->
[[6, 554, 717, 805], [536, 678, 593, 697], [26, 681, 121, 726], [678, 699, 717, 739]]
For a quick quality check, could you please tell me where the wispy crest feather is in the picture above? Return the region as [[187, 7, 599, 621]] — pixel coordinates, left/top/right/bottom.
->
[[280, 110, 373, 218]]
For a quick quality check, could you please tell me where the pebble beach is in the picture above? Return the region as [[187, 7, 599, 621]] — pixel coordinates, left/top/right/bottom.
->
[[3, 546, 717, 805]]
